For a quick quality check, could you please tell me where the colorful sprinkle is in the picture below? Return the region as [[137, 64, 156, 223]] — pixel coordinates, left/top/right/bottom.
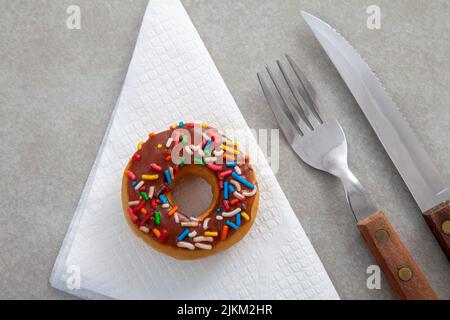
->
[[139, 226, 150, 233], [204, 231, 218, 237], [177, 241, 195, 250], [140, 191, 149, 201], [193, 236, 213, 243], [164, 169, 172, 186], [226, 161, 238, 167], [219, 170, 232, 180], [195, 243, 212, 250], [207, 163, 222, 171], [150, 163, 162, 172], [241, 211, 250, 221], [131, 181, 137, 187], [223, 200, 230, 211], [132, 201, 145, 213], [223, 181, 229, 200], [188, 230, 197, 238], [127, 208, 138, 223], [222, 207, 242, 217], [134, 180, 144, 190], [203, 217, 211, 230], [133, 153, 141, 161], [137, 141, 144, 150], [169, 166, 174, 180], [139, 212, 154, 227], [159, 229, 168, 243], [177, 229, 190, 241], [142, 174, 159, 180], [234, 165, 242, 175], [128, 200, 140, 206], [159, 194, 168, 204], [226, 220, 239, 230], [228, 184, 235, 193], [166, 137, 174, 148], [157, 144, 162, 149], [152, 228, 161, 238], [242, 186, 257, 197], [181, 221, 199, 227], [148, 186, 155, 199], [125, 170, 137, 180], [154, 211, 160, 225], [167, 206, 178, 217], [204, 140, 212, 150], [221, 144, 239, 155], [233, 191, 245, 200], [236, 213, 241, 226], [224, 153, 237, 163], [231, 172, 254, 189], [194, 157, 205, 165], [178, 121, 184, 127], [221, 225, 229, 240]]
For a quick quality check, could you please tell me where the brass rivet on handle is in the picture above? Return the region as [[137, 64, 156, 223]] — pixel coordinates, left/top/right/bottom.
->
[[442, 220, 450, 235], [398, 267, 413, 282], [374, 229, 390, 244]]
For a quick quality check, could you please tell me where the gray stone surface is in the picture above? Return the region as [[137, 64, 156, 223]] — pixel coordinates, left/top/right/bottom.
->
[[0, 0, 448, 299]]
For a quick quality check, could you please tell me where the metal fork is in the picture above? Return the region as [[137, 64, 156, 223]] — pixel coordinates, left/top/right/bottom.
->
[[257, 54, 436, 300], [258, 55, 376, 221]]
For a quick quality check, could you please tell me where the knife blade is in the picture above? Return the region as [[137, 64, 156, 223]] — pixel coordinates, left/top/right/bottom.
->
[[301, 11, 450, 260]]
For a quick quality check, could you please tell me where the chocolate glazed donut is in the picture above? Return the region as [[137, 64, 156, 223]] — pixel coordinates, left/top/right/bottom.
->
[[121, 122, 259, 259]]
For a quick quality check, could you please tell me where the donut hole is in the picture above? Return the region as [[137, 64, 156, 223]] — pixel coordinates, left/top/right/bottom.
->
[[170, 175, 213, 216], [167, 165, 219, 220]]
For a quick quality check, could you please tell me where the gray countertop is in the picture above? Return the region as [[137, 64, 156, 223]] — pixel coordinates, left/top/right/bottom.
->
[[0, 0, 449, 299]]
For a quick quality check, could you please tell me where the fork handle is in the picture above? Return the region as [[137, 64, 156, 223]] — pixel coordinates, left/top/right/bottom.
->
[[423, 200, 450, 261], [357, 211, 437, 300]]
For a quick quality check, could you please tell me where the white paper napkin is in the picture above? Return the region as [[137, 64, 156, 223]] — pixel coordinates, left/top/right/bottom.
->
[[50, 0, 339, 300]]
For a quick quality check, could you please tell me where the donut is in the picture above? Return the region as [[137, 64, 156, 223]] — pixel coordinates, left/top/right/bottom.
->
[[121, 121, 259, 259]]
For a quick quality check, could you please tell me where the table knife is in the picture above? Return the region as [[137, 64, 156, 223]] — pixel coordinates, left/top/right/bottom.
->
[[301, 11, 450, 262]]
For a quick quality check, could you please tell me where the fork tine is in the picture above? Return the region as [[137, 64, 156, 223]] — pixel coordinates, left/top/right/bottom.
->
[[266, 67, 305, 135], [276, 60, 315, 130], [257, 72, 301, 145], [285, 54, 323, 123]]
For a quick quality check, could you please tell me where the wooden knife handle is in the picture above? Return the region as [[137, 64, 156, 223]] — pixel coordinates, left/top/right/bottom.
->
[[424, 200, 450, 261], [357, 211, 437, 300]]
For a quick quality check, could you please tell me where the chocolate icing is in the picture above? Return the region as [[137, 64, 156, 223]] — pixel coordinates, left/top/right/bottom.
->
[[124, 123, 257, 250]]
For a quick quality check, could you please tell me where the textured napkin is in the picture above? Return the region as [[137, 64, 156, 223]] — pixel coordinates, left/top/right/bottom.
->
[[50, 0, 339, 300]]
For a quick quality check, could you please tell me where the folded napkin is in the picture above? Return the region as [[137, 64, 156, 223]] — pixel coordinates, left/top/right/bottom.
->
[[50, 0, 339, 299]]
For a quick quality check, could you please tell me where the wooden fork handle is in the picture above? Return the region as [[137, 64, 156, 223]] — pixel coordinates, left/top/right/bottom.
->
[[424, 200, 450, 261], [357, 211, 437, 300]]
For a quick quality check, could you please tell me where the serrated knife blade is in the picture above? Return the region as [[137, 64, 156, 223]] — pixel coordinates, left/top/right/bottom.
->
[[302, 11, 450, 260]]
